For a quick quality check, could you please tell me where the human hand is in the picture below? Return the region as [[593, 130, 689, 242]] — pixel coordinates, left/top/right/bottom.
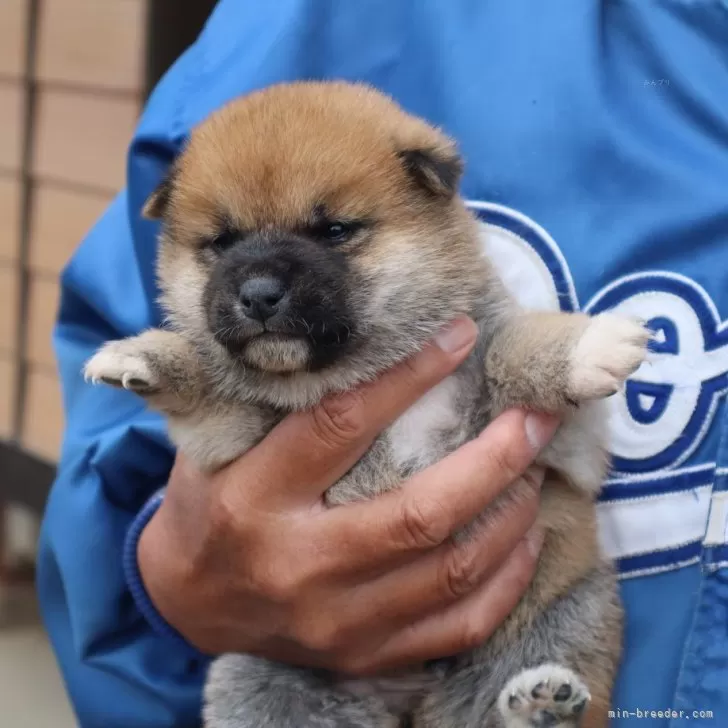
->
[[137, 317, 558, 674]]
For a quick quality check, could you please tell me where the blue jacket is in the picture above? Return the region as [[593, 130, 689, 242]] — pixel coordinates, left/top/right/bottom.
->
[[38, 1, 728, 726]]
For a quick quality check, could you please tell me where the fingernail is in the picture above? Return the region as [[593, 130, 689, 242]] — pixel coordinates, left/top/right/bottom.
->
[[433, 317, 477, 353], [525, 526, 545, 558], [524, 412, 559, 451]]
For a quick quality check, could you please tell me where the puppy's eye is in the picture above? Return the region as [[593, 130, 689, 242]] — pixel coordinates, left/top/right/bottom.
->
[[319, 221, 356, 243], [208, 230, 238, 252]]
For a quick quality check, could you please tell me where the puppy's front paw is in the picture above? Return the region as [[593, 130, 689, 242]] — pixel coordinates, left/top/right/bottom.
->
[[498, 664, 591, 728], [84, 340, 160, 395], [568, 314, 649, 401]]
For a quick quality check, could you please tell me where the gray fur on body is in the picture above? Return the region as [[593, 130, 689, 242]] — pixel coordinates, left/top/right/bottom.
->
[[86, 275, 645, 727], [81, 81, 652, 727], [205, 565, 620, 728]]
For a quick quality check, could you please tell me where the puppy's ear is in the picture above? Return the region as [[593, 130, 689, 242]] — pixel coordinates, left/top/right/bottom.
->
[[398, 143, 463, 198], [142, 168, 176, 220]]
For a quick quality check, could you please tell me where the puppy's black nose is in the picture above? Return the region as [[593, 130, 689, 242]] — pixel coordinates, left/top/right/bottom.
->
[[239, 276, 287, 322]]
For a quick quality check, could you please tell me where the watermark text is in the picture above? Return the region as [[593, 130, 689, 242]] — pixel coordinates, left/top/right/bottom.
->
[[610, 708, 714, 720]]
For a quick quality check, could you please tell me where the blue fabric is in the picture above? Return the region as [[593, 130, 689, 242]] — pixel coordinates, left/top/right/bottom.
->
[[38, 1, 728, 726], [121, 489, 200, 656]]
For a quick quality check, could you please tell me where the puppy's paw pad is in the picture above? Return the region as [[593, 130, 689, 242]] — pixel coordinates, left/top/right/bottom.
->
[[569, 314, 650, 401], [84, 342, 158, 394], [498, 664, 590, 728]]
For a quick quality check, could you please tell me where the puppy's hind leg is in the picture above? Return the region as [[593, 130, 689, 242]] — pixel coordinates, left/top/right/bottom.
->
[[497, 664, 591, 728], [84, 329, 203, 415], [204, 654, 398, 728], [415, 563, 619, 728]]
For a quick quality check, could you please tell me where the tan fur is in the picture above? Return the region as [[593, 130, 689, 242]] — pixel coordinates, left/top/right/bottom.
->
[[524, 482, 622, 717], [155, 84, 467, 250], [85, 82, 649, 728], [486, 312, 591, 413]]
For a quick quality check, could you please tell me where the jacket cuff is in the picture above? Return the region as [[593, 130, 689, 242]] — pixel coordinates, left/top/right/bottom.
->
[[123, 489, 204, 656]]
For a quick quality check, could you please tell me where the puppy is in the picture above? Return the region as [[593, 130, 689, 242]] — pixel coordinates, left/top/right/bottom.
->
[[85, 82, 649, 728]]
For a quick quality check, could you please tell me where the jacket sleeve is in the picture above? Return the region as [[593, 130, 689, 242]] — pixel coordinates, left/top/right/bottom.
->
[[36, 0, 417, 722], [36, 40, 211, 728]]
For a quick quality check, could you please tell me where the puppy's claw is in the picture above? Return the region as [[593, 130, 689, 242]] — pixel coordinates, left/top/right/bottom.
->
[[84, 341, 158, 396], [122, 373, 148, 390]]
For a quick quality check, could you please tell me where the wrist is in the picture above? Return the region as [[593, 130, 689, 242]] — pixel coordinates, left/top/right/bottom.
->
[[125, 491, 203, 654]]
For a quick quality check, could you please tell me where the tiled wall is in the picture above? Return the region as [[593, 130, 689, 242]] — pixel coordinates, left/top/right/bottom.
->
[[0, 0, 146, 462]]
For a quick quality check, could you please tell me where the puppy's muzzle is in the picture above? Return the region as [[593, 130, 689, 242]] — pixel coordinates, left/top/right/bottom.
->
[[239, 276, 289, 323]]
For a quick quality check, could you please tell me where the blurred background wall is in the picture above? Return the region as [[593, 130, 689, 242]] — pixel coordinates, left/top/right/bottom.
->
[[0, 1, 215, 724]]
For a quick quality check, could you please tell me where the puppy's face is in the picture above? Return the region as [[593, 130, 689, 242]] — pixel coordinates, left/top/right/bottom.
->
[[147, 83, 484, 379]]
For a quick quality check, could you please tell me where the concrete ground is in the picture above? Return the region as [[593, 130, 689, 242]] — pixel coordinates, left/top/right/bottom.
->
[[0, 583, 77, 728]]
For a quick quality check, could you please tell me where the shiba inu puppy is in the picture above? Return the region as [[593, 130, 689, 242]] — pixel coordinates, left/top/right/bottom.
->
[[86, 82, 649, 728]]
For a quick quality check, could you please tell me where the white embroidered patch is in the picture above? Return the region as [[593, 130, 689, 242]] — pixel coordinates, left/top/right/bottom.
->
[[587, 273, 728, 473], [470, 201, 728, 476], [468, 200, 728, 578]]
